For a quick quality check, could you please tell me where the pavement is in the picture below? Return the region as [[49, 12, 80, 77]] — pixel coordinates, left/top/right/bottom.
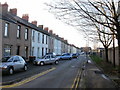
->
[[79, 56, 120, 89]]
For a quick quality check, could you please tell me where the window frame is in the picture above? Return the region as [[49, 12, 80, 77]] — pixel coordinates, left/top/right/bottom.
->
[[17, 25, 21, 39], [25, 28, 29, 40], [38, 33, 40, 43], [32, 30, 35, 42], [42, 34, 44, 44], [4, 23, 9, 37]]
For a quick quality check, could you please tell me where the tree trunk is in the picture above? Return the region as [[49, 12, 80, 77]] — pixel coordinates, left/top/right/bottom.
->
[[105, 47, 109, 62], [113, 34, 115, 67], [118, 32, 120, 74]]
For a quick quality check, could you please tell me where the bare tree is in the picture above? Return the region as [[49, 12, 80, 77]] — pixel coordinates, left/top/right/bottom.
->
[[45, 0, 120, 72]]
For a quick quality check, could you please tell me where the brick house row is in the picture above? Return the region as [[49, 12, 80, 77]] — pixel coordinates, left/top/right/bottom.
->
[[0, 3, 81, 60]]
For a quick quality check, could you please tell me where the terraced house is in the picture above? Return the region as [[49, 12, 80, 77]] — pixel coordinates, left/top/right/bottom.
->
[[0, 2, 81, 60], [31, 25, 50, 58], [0, 3, 32, 60]]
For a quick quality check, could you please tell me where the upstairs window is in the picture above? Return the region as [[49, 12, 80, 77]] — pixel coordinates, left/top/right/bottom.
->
[[32, 30, 35, 42], [46, 36, 47, 44], [17, 25, 21, 38], [25, 28, 28, 40], [38, 33, 40, 43], [42, 47, 44, 56], [42, 34, 44, 44], [31, 47, 34, 56], [4, 23, 9, 37], [37, 47, 40, 58]]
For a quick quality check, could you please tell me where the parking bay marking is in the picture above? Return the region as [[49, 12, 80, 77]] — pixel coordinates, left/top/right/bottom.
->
[[0, 67, 56, 88]]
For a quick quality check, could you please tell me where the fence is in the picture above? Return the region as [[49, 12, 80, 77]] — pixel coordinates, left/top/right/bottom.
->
[[97, 47, 119, 66]]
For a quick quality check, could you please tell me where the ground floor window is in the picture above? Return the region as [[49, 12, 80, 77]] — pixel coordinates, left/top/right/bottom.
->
[[31, 47, 34, 56], [4, 45, 12, 57], [46, 48, 47, 54], [37, 47, 40, 58], [42, 47, 44, 56]]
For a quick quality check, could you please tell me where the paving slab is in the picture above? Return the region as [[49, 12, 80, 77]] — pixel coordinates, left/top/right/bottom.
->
[[79, 59, 119, 89]]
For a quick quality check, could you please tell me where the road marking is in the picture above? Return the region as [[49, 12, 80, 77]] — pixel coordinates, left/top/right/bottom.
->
[[0, 67, 56, 88], [71, 70, 78, 88], [71, 68, 82, 90]]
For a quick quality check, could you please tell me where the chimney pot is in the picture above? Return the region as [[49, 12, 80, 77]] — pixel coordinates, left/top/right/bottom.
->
[[2, 2, 8, 7], [44, 27, 49, 32], [22, 14, 29, 21], [31, 21, 37, 26], [38, 25, 43, 29], [49, 30, 53, 34], [2, 2, 8, 14], [10, 8, 17, 15]]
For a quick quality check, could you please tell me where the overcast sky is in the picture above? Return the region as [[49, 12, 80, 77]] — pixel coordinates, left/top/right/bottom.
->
[[1, 0, 94, 48]]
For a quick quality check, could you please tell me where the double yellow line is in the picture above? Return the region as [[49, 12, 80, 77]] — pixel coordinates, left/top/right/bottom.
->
[[0, 67, 56, 88], [71, 69, 82, 89]]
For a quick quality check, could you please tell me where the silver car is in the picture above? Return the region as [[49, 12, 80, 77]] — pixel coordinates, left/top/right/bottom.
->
[[60, 53, 72, 60], [33, 55, 59, 66], [0, 55, 27, 75]]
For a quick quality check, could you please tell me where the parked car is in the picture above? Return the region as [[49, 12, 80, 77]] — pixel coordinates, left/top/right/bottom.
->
[[0, 55, 28, 75], [59, 53, 72, 60], [72, 53, 78, 58], [46, 52, 56, 56], [33, 54, 59, 66], [1, 56, 10, 62]]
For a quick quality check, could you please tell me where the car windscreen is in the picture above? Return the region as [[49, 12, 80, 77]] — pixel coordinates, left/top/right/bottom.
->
[[7, 57, 14, 62], [45, 56, 50, 59], [62, 54, 70, 56], [7, 56, 19, 62]]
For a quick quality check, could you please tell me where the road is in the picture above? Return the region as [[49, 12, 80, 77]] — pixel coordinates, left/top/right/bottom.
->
[[1, 55, 87, 88]]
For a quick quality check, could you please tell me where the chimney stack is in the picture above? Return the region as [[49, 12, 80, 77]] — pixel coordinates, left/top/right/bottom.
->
[[31, 20, 37, 26], [1, 2, 8, 14], [38, 25, 43, 29], [49, 30, 53, 34], [53, 33, 56, 36], [44, 27, 49, 32], [61, 38, 64, 40], [10, 8, 17, 15], [22, 14, 29, 21]]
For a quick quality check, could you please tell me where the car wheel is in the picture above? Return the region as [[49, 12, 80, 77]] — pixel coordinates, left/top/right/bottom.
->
[[55, 60, 59, 65], [23, 65, 27, 71], [40, 62, 44, 66], [69, 58, 71, 60], [9, 67, 14, 75]]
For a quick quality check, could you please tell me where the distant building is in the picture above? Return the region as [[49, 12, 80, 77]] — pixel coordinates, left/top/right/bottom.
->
[[80, 47, 92, 53]]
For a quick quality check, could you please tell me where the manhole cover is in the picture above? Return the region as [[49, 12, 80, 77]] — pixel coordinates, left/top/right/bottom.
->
[[94, 70, 103, 74]]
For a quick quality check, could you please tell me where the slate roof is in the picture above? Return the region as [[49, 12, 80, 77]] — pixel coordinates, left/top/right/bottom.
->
[[1, 12, 73, 46], [1, 12, 50, 36]]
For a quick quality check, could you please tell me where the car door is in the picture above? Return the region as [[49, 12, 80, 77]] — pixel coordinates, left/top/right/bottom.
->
[[13, 56, 21, 70], [18, 56, 25, 69], [50, 55, 56, 63], [44, 55, 51, 64]]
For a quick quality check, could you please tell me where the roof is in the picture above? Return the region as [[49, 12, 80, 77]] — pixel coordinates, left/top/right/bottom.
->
[[1, 12, 50, 36]]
